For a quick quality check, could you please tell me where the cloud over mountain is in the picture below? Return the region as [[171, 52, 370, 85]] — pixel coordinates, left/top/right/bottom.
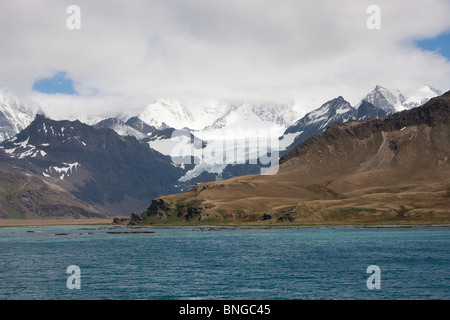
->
[[0, 1, 450, 120]]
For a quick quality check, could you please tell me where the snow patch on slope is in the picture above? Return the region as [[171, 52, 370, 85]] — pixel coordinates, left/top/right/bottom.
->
[[43, 162, 80, 180], [0, 136, 47, 159]]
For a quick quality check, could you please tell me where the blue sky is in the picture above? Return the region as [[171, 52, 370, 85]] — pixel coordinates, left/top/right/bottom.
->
[[32, 71, 77, 95], [415, 32, 450, 61]]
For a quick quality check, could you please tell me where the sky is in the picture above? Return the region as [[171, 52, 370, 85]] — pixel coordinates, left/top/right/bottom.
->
[[32, 71, 78, 95], [1, 0, 450, 122], [416, 32, 450, 61]]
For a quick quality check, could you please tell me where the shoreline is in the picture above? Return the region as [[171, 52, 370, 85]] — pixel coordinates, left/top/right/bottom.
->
[[0, 218, 114, 228], [137, 223, 450, 229], [1, 218, 449, 229]]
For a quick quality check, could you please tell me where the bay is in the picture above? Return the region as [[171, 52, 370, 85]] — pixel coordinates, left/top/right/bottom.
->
[[0, 226, 449, 300]]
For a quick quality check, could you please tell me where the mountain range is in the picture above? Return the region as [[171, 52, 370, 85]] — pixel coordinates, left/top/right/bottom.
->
[[279, 85, 442, 154], [131, 90, 450, 226], [0, 84, 445, 219], [0, 115, 183, 217], [96, 84, 442, 181]]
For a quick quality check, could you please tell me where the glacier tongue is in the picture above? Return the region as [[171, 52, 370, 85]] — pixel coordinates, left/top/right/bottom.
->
[[138, 100, 301, 182]]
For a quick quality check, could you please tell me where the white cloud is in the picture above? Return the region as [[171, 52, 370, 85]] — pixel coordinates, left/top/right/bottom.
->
[[1, 0, 450, 119]]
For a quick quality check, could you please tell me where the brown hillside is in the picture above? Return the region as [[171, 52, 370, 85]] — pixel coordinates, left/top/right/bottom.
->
[[0, 153, 107, 219]]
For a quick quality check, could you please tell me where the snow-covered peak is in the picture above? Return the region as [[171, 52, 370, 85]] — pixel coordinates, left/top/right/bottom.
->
[[138, 99, 301, 134], [138, 99, 231, 130], [303, 96, 354, 124], [251, 102, 302, 128], [93, 117, 147, 140], [358, 85, 441, 113], [201, 102, 301, 139], [362, 85, 403, 113], [281, 96, 356, 152], [0, 89, 36, 141], [419, 84, 442, 96], [403, 85, 442, 110]]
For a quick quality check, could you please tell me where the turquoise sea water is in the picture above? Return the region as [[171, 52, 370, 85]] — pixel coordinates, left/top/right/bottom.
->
[[0, 226, 449, 300]]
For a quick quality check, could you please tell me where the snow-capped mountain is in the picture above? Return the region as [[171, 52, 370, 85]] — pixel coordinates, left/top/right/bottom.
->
[[279, 96, 357, 153], [360, 85, 404, 113], [360, 84, 441, 113], [3, 83, 439, 187], [134, 100, 301, 183], [136, 100, 301, 183], [125, 116, 157, 135], [0, 83, 445, 219], [403, 85, 442, 110], [138, 99, 301, 133], [279, 84, 442, 158], [139, 99, 231, 130], [0, 89, 36, 142], [201, 102, 300, 138], [131, 85, 442, 183], [93, 117, 148, 140], [0, 115, 183, 216]]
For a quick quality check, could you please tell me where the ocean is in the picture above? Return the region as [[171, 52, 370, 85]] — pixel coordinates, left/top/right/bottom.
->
[[0, 225, 449, 300]]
